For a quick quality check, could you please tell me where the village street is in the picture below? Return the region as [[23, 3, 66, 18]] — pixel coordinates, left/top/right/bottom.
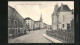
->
[[8, 29, 52, 43]]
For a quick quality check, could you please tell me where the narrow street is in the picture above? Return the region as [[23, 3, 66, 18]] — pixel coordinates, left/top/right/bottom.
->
[[8, 29, 52, 43]]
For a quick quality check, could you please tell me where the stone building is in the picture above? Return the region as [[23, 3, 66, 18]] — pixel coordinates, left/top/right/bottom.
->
[[49, 3, 74, 43], [52, 3, 74, 30], [8, 5, 27, 38], [24, 17, 34, 30]]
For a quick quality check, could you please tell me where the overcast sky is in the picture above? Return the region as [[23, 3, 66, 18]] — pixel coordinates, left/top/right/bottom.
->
[[8, 1, 74, 25]]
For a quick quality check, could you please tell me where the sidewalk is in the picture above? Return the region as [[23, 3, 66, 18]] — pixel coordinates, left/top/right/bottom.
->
[[43, 34, 63, 43]]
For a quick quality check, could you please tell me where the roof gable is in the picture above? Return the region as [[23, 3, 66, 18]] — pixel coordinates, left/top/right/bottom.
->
[[58, 5, 72, 12]]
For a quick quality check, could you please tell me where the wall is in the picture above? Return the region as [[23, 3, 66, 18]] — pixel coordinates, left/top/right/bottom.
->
[[52, 13, 58, 30], [26, 20, 34, 30], [34, 21, 41, 30], [58, 11, 74, 30], [8, 6, 27, 37]]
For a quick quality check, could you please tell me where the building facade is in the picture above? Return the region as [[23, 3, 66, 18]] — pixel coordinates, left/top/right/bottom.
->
[[52, 3, 74, 30], [34, 21, 41, 30], [8, 6, 27, 38], [43, 23, 51, 29], [48, 3, 74, 43], [24, 17, 34, 30], [43, 23, 47, 29]]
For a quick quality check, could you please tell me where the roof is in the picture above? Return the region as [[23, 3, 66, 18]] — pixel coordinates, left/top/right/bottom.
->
[[8, 5, 15, 11], [24, 17, 33, 20], [34, 21, 41, 22], [8, 5, 24, 20], [44, 23, 47, 25], [57, 5, 72, 12]]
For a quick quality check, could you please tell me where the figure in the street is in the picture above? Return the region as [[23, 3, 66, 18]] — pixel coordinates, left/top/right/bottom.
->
[[28, 28, 30, 33], [28, 25, 30, 33]]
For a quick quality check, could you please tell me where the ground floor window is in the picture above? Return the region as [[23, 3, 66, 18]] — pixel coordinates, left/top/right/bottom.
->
[[62, 24, 64, 28], [14, 20, 18, 26], [67, 24, 70, 30]]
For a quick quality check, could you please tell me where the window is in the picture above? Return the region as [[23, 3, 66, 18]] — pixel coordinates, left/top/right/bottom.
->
[[14, 28, 17, 34], [63, 15, 65, 21], [67, 24, 70, 30], [63, 24, 64, 28], [28, 23, 29, 25], [14, 20, 18, 26]]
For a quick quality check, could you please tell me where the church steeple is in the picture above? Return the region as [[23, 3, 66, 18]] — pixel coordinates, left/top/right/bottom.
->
[[40, 14, 43, 22]]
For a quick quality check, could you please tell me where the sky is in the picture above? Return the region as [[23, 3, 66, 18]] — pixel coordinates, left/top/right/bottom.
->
[[8, 1, 74, 25]]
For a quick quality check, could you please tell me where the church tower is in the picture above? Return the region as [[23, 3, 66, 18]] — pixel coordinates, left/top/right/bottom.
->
[[40, 14, 43, 29], [40, 14, 43, 22]]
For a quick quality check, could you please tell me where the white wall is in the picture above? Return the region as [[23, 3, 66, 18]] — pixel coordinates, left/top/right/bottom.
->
[[34, 22, 40, 29], [52, 14, 58, 30], [58, 11, 74, 30]]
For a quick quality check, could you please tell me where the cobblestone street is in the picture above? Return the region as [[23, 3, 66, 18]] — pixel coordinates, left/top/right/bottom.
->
[[8, 29, 52, 43]]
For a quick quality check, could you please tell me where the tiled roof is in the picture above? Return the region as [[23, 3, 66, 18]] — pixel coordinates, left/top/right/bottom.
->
[[24, 17, 33, 20], [57, 5, 72, 12]]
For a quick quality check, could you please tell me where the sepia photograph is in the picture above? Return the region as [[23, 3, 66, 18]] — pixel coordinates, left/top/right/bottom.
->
[[8, 1, 74, 43]]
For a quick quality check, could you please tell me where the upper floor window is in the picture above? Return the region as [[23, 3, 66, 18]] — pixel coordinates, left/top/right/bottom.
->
[[28, 23, 29, 25], [63, 15, 65, 21], [14, 20, 18, 26]]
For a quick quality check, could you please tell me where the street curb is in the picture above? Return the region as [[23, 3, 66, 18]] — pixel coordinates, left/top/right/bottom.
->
[[43, 34, 63, 43]]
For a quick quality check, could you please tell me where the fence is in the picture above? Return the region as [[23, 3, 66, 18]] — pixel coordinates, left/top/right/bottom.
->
[[46, 29, 74, 43]]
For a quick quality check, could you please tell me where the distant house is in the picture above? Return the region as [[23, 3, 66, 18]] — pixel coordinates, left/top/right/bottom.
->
[[34, 21, 41, 30], [24, 17, 34, 30], [43, 23, 47, 29], [43, 23, 51, 29]]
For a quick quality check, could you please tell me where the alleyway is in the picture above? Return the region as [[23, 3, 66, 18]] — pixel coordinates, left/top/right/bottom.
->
[[8, 29, 52, 43]]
